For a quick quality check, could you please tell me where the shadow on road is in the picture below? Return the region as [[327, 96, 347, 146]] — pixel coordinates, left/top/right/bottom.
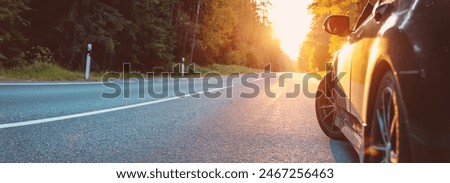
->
[[329, 140, 359, 163]]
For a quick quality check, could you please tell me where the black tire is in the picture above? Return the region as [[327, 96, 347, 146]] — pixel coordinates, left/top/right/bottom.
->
[[364, 70, 411, 163], [315, 73, 347, 141]]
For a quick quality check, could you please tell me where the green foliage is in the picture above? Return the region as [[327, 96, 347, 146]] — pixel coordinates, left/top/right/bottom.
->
[[1, 0, 293, 75], [30, 0, 128, 70], [299, 0, 372, 72], [299, 15, 331, 72], [0, 0, 29, 68], [198, 0, 238, 63], [26, 46, 55, 64], [112, 0, 177, 71], [195, 64, 260, 75], [0, 62, 83, 81], [193, 0, 284, 70]]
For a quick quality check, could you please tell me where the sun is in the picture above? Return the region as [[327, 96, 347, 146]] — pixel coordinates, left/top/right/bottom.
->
[[267, 0, 313, 61]]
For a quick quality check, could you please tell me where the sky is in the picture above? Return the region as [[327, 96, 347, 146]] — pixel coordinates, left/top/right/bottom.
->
[[267, 0, 314, 61]]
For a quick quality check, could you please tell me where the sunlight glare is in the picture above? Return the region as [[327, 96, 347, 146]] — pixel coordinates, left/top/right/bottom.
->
[[268, 0, 313, 61]]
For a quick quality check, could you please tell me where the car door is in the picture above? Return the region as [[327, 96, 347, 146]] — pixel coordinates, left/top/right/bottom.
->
[[350, 0, 396, 123], [334, 2, 375, 114]]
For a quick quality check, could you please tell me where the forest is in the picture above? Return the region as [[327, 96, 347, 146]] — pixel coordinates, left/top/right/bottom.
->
[[0, 0, 295, 73], [0, 0, 374, 74]]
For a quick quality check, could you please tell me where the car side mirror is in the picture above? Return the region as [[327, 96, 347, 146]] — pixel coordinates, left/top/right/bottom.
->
[[323, 15, 351, 37]]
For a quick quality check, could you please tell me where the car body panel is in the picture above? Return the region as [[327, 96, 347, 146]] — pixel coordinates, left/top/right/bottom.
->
[[326, 0, 450, 161]]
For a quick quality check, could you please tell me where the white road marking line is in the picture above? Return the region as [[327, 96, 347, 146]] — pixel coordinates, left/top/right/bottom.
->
[[0, 79, 191, 86], [0, 82, 105, 86], [0, 86, 232, 130], [0, 77, 216, 86]]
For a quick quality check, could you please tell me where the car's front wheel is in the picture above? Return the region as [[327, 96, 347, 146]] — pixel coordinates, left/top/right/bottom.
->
[[364, 70, 411, 163], [315, 73, 346, 141]]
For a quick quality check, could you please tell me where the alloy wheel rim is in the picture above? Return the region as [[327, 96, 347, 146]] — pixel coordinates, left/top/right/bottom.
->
[[318, 82, 340, 134], [369, 86, 400, 163]]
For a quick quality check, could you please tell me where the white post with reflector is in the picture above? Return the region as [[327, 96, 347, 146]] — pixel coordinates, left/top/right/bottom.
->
[[181, 57, 185, 78], [85, 43, 92, 80]]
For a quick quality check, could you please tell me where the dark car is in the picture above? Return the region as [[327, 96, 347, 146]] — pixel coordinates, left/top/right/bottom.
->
[[315, 0, 450, 162]]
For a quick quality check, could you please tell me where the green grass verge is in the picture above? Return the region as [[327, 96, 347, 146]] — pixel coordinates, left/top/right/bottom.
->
[[195, 64, 261, 75], [0, 63, 261, 81], [0, 62, 85, 81]]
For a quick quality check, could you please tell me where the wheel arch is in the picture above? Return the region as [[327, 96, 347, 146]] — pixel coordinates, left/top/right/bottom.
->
[[360, 27, 415, 129], [359, 26, 419, 161], [363, 59, 393, 133]]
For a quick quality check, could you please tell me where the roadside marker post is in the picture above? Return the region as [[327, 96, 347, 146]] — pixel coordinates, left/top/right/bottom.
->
[[181, 57, 185, 78], [85, 44, 92, 80]]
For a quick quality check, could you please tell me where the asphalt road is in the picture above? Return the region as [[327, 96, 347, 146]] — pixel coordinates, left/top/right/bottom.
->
[[0, 73, 358, 163]]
